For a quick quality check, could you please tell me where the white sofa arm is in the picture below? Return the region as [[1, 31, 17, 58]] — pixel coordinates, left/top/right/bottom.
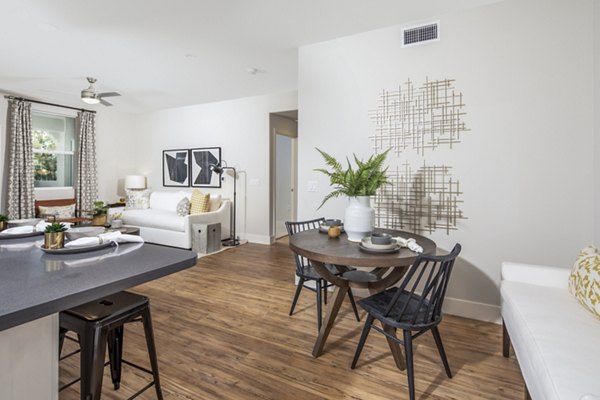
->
[[501, 261, 570, 289]]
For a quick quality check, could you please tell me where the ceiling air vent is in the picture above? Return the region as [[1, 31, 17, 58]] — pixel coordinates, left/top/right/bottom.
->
[[402, 22, 439, 47]]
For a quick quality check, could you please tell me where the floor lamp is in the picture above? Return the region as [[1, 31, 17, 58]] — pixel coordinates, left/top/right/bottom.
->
[[210, 163, 239, 246]]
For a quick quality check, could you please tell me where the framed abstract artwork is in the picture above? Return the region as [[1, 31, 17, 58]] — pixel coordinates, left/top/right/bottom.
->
[[190, 147, 222, 188], [162, 149, 190, 187]]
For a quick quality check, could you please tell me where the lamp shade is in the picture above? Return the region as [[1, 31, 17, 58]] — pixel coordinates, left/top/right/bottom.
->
[[124, 175, 146, 189]]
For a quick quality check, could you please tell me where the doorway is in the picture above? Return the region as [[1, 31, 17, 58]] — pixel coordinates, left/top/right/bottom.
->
[[269, 110, 298, 241]]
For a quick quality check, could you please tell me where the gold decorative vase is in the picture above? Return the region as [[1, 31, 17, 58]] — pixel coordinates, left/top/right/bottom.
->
[[92, 215, 107, 226], [44, 232, 65, 249], [0, 221, 7, 232]]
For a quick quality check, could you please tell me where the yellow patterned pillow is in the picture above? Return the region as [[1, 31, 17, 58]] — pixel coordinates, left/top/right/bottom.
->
[[189, 189, 210, 214], [569, 246, 600, 319]]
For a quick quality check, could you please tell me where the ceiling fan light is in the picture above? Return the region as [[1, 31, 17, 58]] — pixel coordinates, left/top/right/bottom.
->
[[81, 87, 99, 104], [81, 97, 100, 105]]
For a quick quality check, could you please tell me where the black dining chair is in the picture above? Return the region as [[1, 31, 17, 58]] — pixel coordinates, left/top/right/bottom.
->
[[351, 244, 462, 400], [285, 218, 360, 331]]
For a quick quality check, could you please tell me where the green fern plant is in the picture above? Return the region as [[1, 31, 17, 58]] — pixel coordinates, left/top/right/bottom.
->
[[315, 148, 390, 209], [0, 214, 8, 222]]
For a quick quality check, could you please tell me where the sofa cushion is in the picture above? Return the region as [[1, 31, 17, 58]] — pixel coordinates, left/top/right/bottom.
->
[[122, 209, 186, 232], [190, 189, 210, 214], [125, 189, 150, 209], [501, 281, 600, 400], [150, 191, 188, 213], [569, 246, 600, 319], [208, 194, 222, 212]]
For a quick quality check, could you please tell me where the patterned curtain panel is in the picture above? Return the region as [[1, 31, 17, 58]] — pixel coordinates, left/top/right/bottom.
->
[[76, 111, 98, 212], [6, 100, 34, 219]]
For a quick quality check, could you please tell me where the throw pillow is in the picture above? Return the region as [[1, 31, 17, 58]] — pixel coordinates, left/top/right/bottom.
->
[[38, 204, 76, 219], [569, 246, 600, 319], [176, 197, 191, 216], [190, 189, 210, 214], [125, 189, 151, 210], [208, 194, 222, 212]]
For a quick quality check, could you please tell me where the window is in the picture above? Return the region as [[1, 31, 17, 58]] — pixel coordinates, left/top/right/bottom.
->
[[32, 112, 76, 188]]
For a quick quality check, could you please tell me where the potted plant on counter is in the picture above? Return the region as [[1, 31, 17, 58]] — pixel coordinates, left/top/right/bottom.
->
[[0, 214, 8, 232], [44, 222, 67, 249], [92, 201, 109, 226], [315, 148, 390, 242]]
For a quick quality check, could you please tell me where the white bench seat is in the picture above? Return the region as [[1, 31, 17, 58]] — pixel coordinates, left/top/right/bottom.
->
[[501, 262, 600, 400]]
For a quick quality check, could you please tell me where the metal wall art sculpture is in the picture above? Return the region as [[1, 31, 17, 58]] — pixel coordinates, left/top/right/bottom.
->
[[374, 162, 465, 234], [370, 78, 468, 156], [370, 78, 468, 234]]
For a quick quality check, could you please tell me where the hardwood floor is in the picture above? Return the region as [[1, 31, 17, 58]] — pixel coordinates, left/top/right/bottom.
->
[[59, 240, 524, 399]]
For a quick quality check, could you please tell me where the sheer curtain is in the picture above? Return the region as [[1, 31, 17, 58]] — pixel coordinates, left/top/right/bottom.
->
[[76, 111, 98, 212], [6, 99, 34, 219]]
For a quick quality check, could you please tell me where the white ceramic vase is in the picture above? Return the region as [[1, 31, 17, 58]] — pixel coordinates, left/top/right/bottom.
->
[[344, 196, 374, 242]]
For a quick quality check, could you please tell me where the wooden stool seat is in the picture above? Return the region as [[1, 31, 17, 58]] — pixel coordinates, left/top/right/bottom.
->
[[59, 291, 163, 400]]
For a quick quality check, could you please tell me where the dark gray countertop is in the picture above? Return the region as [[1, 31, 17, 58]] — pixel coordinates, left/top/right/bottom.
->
[[0, 237, 197, 331]]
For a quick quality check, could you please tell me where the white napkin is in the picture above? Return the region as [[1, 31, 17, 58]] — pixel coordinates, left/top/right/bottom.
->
[[394, 236, 423, 253], [2, 226, 36, 234], [64, 231, 144, 248]]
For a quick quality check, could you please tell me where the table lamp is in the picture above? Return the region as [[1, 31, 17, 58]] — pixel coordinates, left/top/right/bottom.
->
[[125, 175, 146, 190]]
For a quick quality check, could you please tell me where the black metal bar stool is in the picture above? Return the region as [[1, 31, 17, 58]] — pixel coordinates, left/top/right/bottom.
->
[[59, 291, 163, 400]]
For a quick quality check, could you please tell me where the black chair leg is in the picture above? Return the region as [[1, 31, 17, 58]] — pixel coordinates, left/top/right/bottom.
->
[[431, 326, 452, 378], [316, 280, 323, 332], [108, 325, 124, 390], [323, 281, 328, 305], [59, 327, 68, 356], [403, 330, 416, 400], [351, 315, 374, 369], [346, 289, 360, 322], [80, 325, 108, 400], [289, 277, 305, 316], [141, 306, 164, 400]]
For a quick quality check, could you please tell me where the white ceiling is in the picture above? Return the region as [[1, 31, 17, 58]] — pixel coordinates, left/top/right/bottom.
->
[[0, 0, 497, 113]]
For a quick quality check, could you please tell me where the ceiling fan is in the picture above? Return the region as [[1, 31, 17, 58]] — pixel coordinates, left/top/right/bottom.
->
[[80, 77, 121, 106]]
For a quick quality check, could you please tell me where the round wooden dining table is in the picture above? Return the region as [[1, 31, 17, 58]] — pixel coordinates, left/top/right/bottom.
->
[[288, 228, 436, 370]]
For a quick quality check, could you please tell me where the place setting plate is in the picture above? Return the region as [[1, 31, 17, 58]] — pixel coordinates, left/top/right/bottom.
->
[[358, 236, 401, 254], [0, 230, 44, 240], [39, 241, 115, 255]]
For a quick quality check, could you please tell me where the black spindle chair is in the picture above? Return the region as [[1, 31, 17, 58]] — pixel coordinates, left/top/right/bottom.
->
[[286, 218, 360, 331], [351, 244, 462, 400]]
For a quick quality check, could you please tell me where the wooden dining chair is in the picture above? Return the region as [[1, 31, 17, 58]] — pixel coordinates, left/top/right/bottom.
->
[[285, 218, 360, 331], [351, 244, 462, 400]]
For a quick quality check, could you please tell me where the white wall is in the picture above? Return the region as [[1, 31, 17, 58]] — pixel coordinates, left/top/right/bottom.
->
[[95, 108, 138, 203], [132, 91, 298, 244], [298, 0, 595, 321]]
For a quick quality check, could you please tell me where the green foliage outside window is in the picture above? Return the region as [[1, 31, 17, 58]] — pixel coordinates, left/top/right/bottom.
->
[[33, 130, 58, 181]]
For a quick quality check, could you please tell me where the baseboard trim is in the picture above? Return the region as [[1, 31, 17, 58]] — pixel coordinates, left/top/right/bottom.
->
[[242, 233, 272, 245], [442, 297, 501, 324]]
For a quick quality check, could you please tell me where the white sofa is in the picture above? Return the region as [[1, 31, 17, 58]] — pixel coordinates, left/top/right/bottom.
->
[[111, 191, 230, 249], [501, 262, 600, 400]]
